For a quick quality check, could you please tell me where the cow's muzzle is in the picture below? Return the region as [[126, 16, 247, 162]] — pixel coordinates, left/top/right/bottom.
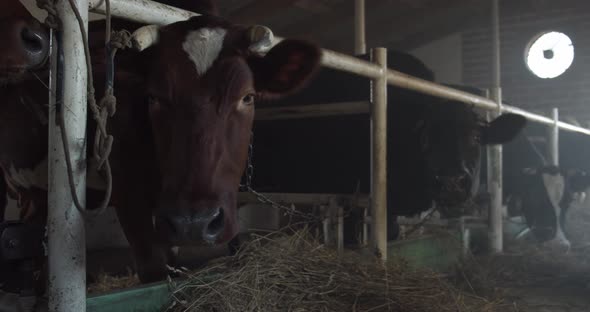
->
[[155, 206, 228, 246]]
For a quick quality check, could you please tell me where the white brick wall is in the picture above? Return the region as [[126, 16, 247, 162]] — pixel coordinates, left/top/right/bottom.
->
[[462, 0, 590, 123]]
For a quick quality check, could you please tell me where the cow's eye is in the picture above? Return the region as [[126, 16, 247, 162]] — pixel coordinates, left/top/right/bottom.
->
[[241, 93, 256, 106]]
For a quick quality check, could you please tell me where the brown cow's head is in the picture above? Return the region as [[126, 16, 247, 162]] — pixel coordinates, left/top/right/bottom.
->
[[135, 15, 321, 246], [0, 1, 49, 84]]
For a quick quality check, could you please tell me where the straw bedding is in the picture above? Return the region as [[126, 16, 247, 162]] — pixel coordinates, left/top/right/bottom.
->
[[87, 268, 140, 294]]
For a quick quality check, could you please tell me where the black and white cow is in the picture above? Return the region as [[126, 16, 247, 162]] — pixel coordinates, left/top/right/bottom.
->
[[250, 51, 526, 242], [496, 122, 590, 248]]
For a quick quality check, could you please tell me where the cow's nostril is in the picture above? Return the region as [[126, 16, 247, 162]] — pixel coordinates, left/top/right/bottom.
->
[[21, 28, 43, 53], [205, 208, 225, 239]]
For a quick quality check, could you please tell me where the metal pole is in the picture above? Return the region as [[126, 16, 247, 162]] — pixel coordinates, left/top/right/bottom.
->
[[48, 0, 88, 311], [354, 0, 366, 55], [89, 0, 197, 25], [547, 108, 559, 166], [487, 0, 503, 254], [491, 0, 501, 89], [487, 99, 503, 254], [370, 48, 387, 260]]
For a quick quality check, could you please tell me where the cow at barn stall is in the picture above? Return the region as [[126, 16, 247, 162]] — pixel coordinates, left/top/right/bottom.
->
[[249, 52, 526, 244], [0, 0, 50, 223], [0, 0, 51, 305], [492, 120, 590, 248], [0, 0, 322, 291]]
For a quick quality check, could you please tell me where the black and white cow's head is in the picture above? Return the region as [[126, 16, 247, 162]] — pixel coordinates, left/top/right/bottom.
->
[[520, 166, 590, 246], [415, 95, 526, 214], [519, 166, 568, 245]]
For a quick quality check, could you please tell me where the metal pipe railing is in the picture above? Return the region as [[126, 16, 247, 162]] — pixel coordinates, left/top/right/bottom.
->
[[548, 108, 559, 166], [370, 48, 388, 260], [48, 0, 88, 311], [87, 0, 590, 136], [488, 0, 503, 254], [89, 0, 194, 24], [354, 0, 366, 54]]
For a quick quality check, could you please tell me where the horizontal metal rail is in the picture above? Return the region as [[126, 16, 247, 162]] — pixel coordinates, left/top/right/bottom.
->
[[89, 0, 590, 136], [256, 101, 369, 120], [238, 192, 370, 207]]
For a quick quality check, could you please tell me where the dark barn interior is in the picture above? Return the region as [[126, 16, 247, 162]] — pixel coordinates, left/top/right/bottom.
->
[[2, 0, 590, 311]]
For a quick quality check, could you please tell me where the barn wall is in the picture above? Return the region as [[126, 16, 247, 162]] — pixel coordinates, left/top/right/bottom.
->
[[410, 33, 464, 85], [462, 0, 590, 124]]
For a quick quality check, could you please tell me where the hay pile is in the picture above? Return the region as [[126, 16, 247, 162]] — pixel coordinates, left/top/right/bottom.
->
[[167, 230, 501, 312]]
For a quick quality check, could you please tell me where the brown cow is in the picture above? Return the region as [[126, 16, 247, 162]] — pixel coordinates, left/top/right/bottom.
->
[[0, 0, 50, 225], [0, 1, 321, 283], [0, 0, 49, 85]]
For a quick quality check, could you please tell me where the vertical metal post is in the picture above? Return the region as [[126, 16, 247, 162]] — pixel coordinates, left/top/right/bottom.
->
[[48, 0, 88, 311], [488, 0, 503, 254], [491, 0, 501, 89], [487, 91, 503, 254], [370, 48, 387, 260], [547, 108, 559, 166], [354, 0, 366, 54]]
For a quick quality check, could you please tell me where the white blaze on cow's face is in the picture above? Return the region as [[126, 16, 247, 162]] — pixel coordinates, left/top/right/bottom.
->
[[182, 27, 227, 76], [542, 172, 565, 209]]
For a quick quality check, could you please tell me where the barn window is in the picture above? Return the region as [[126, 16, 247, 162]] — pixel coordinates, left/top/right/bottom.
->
[[525, 31, 574, 79]]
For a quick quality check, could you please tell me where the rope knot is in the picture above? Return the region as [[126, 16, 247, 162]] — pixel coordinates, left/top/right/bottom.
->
[[96, 135, 114, 170], [100, 91, 117, 117], [109, 30, 133, 50], [36, 0, 60, 29]]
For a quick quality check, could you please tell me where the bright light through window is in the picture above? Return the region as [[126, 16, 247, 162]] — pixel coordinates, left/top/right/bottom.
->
[[525, 31, 574, 79]]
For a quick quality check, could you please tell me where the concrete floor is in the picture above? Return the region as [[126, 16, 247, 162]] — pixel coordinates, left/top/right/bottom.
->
[[505, 285, 590, 312]]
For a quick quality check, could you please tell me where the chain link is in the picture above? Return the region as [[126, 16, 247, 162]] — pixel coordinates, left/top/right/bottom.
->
[[240, 132, 255, 192], [239, 131, 321, 222]]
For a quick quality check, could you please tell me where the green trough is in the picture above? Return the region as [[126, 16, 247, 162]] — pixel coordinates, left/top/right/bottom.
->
[[86, 232, 464, 312]]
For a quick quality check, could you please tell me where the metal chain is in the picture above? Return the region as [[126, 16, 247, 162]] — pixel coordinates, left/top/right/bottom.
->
[[239, 132, 255, 191], [239, 131, 321, 222]]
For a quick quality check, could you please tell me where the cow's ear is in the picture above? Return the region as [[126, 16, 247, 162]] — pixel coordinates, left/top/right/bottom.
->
[[249, 39, 321, 99], [482, 113, 526, 145]]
